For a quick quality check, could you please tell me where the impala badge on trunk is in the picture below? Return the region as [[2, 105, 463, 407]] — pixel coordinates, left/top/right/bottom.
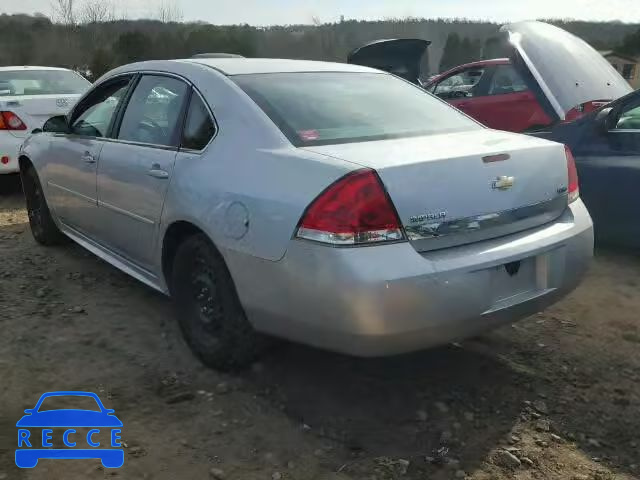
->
[[492, 176, 515, 191]]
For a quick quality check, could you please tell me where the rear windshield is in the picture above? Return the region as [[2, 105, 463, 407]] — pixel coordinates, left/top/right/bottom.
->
[[0, 70, 90, 97], [233, 72, 480, 146]]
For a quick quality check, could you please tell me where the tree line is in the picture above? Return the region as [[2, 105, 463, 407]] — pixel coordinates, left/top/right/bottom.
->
[[1, 7, 639, 81]]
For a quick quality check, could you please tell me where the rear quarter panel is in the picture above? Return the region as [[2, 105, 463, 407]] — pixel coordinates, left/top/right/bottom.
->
[[158, 67, 359, 265]]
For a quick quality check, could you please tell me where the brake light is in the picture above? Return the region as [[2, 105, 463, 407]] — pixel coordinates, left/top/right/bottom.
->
[[565, 145, 579, 203], [0, 111, 27, 130], [296, 169, 405, 245]]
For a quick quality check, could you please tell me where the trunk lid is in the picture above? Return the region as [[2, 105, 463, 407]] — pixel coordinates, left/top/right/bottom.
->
[[304, 129, 569, 252], [501, 21, 632, 121], [347, 38, 430, 85], [0, 94, 80, 138]]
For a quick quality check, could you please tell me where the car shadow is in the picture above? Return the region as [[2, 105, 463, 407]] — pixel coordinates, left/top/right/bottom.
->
[[0, 173, 22, 196], [244, 312, 639, 478], [244, 339, 529, 477]]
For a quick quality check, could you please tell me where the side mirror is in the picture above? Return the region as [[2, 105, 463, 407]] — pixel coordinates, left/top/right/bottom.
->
[[595, 107, 614, 134], [42, 115, 69, 134], [24, 409, 34, 414]]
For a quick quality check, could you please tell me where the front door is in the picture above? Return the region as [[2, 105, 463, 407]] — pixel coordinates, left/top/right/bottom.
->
[[574, 98, 640, 246], [431, 64, 491, 121], [46, 77, 133, 236], [95, 74, 189, 270]]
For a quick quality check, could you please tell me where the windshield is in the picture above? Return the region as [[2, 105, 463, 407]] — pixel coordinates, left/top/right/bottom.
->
[[233, 72, 480, 146], [0, 70, 90, 97], [37, 395, 102, 412]]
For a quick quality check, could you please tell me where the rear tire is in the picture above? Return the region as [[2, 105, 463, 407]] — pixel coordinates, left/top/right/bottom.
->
[[21, 166, 68, 246], [170, 234, 267, 370]]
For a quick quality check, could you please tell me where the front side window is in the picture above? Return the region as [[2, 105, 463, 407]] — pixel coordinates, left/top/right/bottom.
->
[[623, 64, 636, 80], [488, 65, 529, 95], [614, 102, 640, 130], [0, 69, 90, 97], [37, 395, 101, 412], [118, 75, 188, 147], [433, 67, 487, 99], [181, 92, 216, 150], [71, 79, 131, 138], [233, 72, 479, 147]]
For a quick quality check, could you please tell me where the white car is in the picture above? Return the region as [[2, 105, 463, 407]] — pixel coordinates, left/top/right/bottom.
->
[[0, 66, 90, 175]]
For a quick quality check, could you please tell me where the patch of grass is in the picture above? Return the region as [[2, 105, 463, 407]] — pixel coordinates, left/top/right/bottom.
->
[[622, 332, 640, 344]]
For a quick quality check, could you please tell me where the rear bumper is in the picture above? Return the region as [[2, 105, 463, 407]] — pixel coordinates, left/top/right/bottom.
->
[[228, 200, 593, 356], [0, 133, 23, 174]]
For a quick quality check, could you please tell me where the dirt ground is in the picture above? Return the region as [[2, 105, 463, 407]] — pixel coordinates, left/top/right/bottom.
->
[[0, 174, 638, 480]]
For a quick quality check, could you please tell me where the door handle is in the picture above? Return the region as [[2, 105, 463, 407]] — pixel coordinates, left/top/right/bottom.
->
[[147, 164, 169, 179], [81, 153, 96, 164]]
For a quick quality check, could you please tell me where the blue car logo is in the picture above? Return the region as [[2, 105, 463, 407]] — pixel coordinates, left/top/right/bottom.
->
[[16, 391, 123, 469]]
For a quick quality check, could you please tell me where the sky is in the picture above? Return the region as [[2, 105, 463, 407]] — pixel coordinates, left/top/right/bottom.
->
[[4, 0, 640, 25]]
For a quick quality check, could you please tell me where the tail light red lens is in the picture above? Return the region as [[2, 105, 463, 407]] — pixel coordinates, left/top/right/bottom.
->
[[296, 169, 405, 245], [565, 145, 579, 203], [0, 111, 27, 131]]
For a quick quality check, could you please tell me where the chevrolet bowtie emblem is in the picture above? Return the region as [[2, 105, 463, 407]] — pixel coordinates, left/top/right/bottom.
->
[[491, 176, 515, 191]]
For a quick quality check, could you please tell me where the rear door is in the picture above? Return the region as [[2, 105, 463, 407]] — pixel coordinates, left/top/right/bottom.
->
[[95, 74, 189, 270], [46, 76, 133, 236], [573, 98, 640, 246]]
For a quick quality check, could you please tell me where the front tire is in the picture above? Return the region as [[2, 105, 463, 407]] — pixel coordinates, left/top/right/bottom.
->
[[21, 166, 67, 246], [170, 234, 267, 370]]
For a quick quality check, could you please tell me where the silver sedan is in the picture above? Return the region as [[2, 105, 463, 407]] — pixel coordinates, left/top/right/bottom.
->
[[19, 58, 593, 369]]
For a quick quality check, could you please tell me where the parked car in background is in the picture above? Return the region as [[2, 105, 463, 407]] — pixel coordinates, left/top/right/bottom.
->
[[0, 66, 90, 176], [537, 88, 640, 248], [191, 53, 245, 59], [425, 58, 555, 132], [19, 57, 592, 370], [355, 22, 632, 134], [426, 22, 631, 132]]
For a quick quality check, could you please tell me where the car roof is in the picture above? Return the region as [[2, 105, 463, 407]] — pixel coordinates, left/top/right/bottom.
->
[[0, 66, 73, 72], [439, 58, 510, 75], [178, 58, 379, 75], [425, 58, 510, 85]]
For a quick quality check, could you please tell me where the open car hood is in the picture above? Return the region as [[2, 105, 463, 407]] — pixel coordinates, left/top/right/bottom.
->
[[501, 21, 632, 120], [347, 38, 430, 85]]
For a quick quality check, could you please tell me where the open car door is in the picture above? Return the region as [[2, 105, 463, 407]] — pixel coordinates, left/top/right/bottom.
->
[[347, 38, 430, 85]]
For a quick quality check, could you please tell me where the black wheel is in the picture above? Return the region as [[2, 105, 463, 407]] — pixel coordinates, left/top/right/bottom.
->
[[170, 233, 267, 370], [21, 166, 68, 246]]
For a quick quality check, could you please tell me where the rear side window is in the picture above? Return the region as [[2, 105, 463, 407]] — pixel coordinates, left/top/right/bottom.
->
[[0, 69, 90, 96], [181, 93, 216, 150], [118, 75, 188, 147]]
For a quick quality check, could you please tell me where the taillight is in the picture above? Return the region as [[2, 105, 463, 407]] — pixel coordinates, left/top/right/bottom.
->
[[565, 145, 579, 203], [0, 111, 27, 131], [296, 169, 405, 246]]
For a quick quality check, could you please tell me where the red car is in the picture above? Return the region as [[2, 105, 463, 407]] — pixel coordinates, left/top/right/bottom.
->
[[350, 23, 629, 133], [424, 59, 554, 132], [425, 59, 611, 132]]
